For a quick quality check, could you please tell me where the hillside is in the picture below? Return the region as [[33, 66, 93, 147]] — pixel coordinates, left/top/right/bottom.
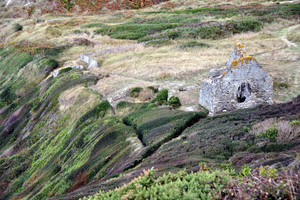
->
[[0, 0, 300, 199]]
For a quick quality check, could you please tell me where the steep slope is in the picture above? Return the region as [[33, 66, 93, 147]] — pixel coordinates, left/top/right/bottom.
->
[[0, 1, 300, 199]]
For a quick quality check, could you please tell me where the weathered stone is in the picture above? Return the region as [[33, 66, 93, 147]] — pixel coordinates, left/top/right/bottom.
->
[[80, 54, 98, 69], [199, 43, 273, 116]]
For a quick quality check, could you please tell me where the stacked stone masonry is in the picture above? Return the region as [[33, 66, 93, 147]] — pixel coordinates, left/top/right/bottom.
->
[[199, 43, 273, 116]]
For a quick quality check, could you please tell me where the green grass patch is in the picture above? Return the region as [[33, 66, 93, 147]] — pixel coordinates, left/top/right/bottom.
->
[[81, 22, 105, 28]]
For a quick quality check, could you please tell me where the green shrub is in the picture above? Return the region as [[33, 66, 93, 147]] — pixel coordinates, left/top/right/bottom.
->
[[146, 103, 157, 109], [81, 22, 105, 28], [151, 89, 168, 105], [147, 86, 158, 93], [130, 87, 143, 98], [14, 23, 23, 32], [59, 67, 72, 75], [59, 0, 74, 11], [168, 96, 181, 109], [225, 18, 261, 33], [240, 164, 252, 176], [264, 125, 278, 142], [94, 23, 178, 40], [290, 120, 300, 126], [85, 168, 231, 200]]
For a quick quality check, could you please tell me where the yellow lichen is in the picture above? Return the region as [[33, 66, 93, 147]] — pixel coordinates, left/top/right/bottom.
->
[[241, 56, 255, 65], [231, 60, 239, 69], [235, 43, 247, 58], [235, 43, 244, 49]]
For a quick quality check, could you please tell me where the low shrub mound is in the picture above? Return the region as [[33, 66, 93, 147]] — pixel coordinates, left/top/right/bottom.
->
[[151, 89, 168, 105], [85, 165, 300, 200], [168, 96, 181, 109]]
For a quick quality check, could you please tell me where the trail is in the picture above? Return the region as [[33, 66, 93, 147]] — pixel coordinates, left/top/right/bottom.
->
[[276, 24, 300, 47]]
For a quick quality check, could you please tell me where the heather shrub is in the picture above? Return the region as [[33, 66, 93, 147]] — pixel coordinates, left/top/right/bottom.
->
[[151, 89, 168, 105], [264, 125, 278, 142], [85, 168, 231, 200], [168, 96, 181, 109]]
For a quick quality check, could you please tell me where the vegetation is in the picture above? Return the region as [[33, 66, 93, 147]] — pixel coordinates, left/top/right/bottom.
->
[[86, 164, 300, 200], [168, 96, 181, 109], [151, 89, 168, 105], [0, 0, 300, 199], [94, 4, 300, 41]]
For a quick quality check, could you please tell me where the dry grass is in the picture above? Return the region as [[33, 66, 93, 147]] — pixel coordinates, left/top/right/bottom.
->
[[138, 88, 154, 101], [287, 25, 300, 43], [250, 118, 277, 135], [88, 73, 156, 103], [147, 0, 286, 11], [277, 120, 300, 143], [58, 85, 101, 124], [251, 118, 300, 143]]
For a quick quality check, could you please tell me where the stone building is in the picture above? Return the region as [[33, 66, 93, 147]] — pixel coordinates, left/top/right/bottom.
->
[[199, 43, 273, 116]]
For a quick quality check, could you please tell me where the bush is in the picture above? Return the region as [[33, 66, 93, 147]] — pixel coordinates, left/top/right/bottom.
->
[[290, 120, 300, 126], [94, 23, 178, 40], [129, 87, 143, 98], [225, 18, 261, 34], [81, 22, 105, 28], [59, 67, 73, 75], [14, 23, 23, 32], [264, 125, 278, 142], [168, 96, 181, 109], [87, 168, 231, 200], [151, 89, 168, 105]]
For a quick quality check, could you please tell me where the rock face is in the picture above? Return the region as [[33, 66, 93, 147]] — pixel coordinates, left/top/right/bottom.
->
[[199, 43, 273, 116]]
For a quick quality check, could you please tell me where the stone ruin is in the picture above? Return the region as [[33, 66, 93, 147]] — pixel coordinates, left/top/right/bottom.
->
[[199, 43, 273, 116]]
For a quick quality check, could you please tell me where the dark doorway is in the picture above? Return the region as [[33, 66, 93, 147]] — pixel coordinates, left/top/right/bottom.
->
[[237, 82, 251, 103]]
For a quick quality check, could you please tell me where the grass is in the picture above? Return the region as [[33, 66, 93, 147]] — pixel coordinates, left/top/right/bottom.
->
[[287, 25, 300, 43], [1, 1, 300, 199], [81, 22, 105, 29]]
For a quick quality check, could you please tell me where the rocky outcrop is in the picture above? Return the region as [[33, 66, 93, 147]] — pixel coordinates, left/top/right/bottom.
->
[[5, 0, 35, 7], [80, 54, 98, 69], [199, 43, 273, 116]]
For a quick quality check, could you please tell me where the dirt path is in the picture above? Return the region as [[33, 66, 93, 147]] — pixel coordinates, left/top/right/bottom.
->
[[276, 24, 300, 47]]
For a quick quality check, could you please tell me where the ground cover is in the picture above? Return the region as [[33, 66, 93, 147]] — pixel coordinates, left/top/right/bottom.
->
[[0, 0, 300, 199]]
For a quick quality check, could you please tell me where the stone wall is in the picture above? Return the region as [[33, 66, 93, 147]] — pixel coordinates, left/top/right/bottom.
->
[[199, 43, 273, 115]]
